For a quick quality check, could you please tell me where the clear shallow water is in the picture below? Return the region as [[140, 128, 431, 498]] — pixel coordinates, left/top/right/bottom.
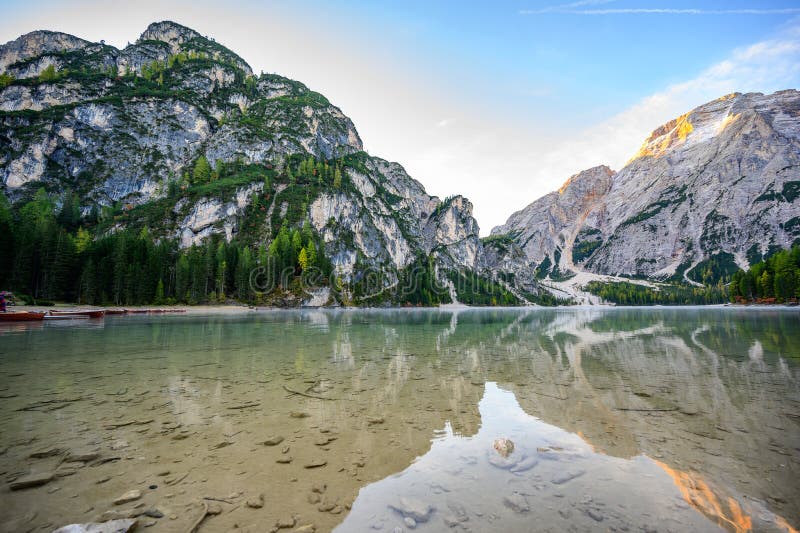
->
[[0, 308, 798, 533]]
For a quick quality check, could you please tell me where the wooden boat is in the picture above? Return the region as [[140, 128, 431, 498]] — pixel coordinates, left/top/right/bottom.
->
[[44, 314, 89, 321], [0, 311, 45, 322], [48, 309, 106, 319]]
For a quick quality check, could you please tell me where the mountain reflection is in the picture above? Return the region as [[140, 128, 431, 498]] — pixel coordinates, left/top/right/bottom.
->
[[324, 308, 800, 531], [1, 308, 797, 533]]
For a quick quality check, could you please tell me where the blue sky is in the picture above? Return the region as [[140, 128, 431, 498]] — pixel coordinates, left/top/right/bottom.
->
[[2, 0, 799, 231], [298, 0, 799, 123]]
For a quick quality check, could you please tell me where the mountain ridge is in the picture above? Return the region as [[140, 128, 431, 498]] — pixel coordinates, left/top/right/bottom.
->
[[2, 21, 798, 306], [490, 89, 800, 287], [0, 21, 539, 306]]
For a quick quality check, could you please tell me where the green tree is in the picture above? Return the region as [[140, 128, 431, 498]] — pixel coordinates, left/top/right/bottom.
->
[[306, 240, 317, 268], [154, 279, 165, 304], [298, 247, 309, 271], [193, 156, 212, 184], [0, 73, 13, 88], [39, 65, 57, 82]]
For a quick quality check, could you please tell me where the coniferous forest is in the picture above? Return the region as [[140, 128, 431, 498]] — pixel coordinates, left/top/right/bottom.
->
[[728, 246, 800, 303]]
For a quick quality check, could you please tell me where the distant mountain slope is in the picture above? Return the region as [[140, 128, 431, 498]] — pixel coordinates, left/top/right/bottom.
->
[[491, 90, 800, 285]]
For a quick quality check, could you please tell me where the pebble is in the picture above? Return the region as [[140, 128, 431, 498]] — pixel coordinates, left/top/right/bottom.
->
[[29, 447, 64, 459], [113, 490, 142, 505], [294, 525, 315, 532], [503, 492, 530, 513], [246, 493, 265, 509], [207, 503, 223, 515], [304, 459, 327, 469], [404, 516, 417, 528], [55, 464, 80, 477], [66, 450, 100, 463], [276, 456, 293, 464], [493, 438, 515, 457], [52, 519, 137, 533], [260, 436, 285, 446], [290, 411, 310, 418], [276, 516, 296, 528], [9, 472, 55, 490], [308, 493, 321, 504], [551, 470, 585, 485], [389, 497, 433, 523], [315, 436, 336, 446], [586, 509, 604, 522], [317, 502, 336, 512], [510, 456, 539, 473]]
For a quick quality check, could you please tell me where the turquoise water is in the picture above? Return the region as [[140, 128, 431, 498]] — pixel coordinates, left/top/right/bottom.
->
[[0, 308, 798, 532]]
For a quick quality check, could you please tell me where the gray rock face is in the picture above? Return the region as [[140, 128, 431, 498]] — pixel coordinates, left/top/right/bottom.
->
[[309, 157, 483, 286], [0, 22, 362, 206], [0, 21, 516, 298], [492, 90, 800, 282], [0, 30, 91, 72]]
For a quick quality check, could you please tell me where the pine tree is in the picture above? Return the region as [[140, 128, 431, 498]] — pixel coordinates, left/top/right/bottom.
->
[[39, 64, 57, 82], [176, 254, 190, 303], [0, 193, 14, 286], [154, 279, 165, 304], [291, 230, 303, 260], [333, 168, 343, 189], [306, 240, 317, 268], [193, 156, 212, 184], [298, 247, 309, 271], [236, 247, 253, 301]]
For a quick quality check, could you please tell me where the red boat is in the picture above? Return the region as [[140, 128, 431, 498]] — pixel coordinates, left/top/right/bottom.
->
[[48, 309, 106, 319], [0, 311, 46, 322]]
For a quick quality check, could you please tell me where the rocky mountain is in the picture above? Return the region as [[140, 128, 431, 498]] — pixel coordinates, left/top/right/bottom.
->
[[491, 90, 800, 285], [0, 21, 534, 305]]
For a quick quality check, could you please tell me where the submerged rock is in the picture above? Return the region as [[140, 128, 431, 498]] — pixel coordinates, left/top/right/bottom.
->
[[493, 438, 514, 457], [551, 469, 585, 485], [112, 489, 142, 505], [276, 516, 296, 528], [503, 492, 530, 513], [9, 471, 54, 490], [53, 518, 137, 533], [246, 493, 264, 509], [389, 497, 434, 523], [66, 449, 100, 463], [29, 446, 65, 459]]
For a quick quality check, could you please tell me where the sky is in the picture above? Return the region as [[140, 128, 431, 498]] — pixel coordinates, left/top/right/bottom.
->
[[2, 0, 799, 233]]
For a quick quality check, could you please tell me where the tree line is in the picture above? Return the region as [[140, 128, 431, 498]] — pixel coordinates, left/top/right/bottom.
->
[[0, 189, 330, 306], [729, 246, 800, 303], [584, 280, 727, 306]]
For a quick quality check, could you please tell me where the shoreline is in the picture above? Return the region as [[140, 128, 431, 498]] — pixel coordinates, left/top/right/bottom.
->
[[6, 303, 800, 315]]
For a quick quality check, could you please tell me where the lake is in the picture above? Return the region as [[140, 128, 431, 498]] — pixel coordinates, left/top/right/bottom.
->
[[0, 308, 798, 533]]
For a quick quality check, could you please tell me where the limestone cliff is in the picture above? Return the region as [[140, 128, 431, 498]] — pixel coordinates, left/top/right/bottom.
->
[[491, 91, 800, 285]]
